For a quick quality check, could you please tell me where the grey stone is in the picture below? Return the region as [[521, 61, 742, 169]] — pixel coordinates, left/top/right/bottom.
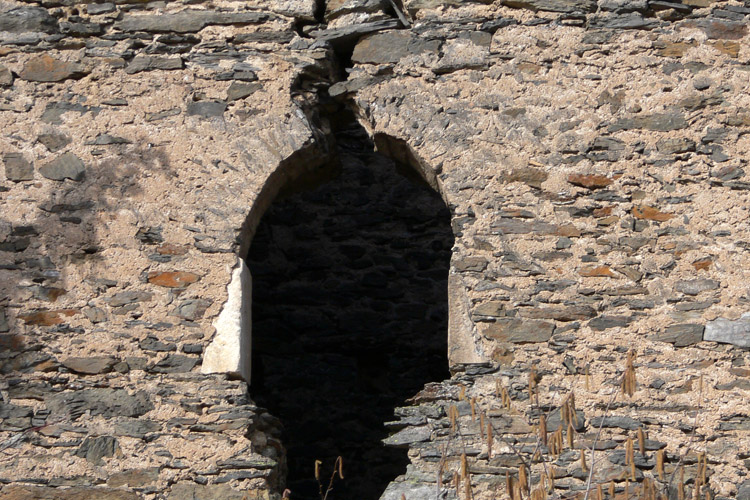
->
[[675, 278, 720, 295], [589, 13, 660, 29], [86, 134, 132, 145], [609, 113, 687, 132], [0, 65, 12, 87], [187, 101, 227, 118], [352, 30, 441, 64], [125, 56, 184, 74], [0, 7, 58, 33], [519, 305, 596, 322], [146, 108, 181, 122], [38, 133, 72, 153], [705, 314, 750, 348], [87, 3, 116, 15], [3, 153, 33, 181], [114, 417, 161, 438], [61, 22, 103, 37], [657, 137, 695, 154], [738, 479, 750, 500], [590, 416, 642, 430], [45, 389, 153, 420], [0, 403, 32, 430], [504, 0, 596, 12], [62, 356, 117, 374], [115, 11, 268, 33], [310, 19, 400, 45], [0, 486, 139, 500], [491, 218, 558, 235], [76, 436, 120, 465], [106, 291, 153, 307], [39, 153, 85, 182], [172, 299, 211, 320], [453, 257, 488, 272], [382, 425, 431, 447], [588, 315, 633, 331], [379, 482, 436, 500], [41, 102, 99, 125], [82, 306, 106, 323], [482, 319, 555, 343], [167, 482, 247, 500], [140, 336, 176, 352], [651, 324, 704, 346], [0, 308, 8, 333], [226, 82, 262, 101], [149, 355, 198, 373]]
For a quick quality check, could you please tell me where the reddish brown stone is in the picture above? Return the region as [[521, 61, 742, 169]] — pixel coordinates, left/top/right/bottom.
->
[[18, 54, 89, 82], [593, 206, 614, 217], [709, 40, 740, 58], [147, 271, 199, 288], [556, 224, 581, 237], [19, 309, 77, 326], [632, 205, 674, 222], [692, 257, 712, 271], [579, 265, 617, 278], [567, 173, 613, 189], [157, 243, 189, 255]]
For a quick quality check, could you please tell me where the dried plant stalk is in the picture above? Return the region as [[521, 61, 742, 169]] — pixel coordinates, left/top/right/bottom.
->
[[487, 421, 493, 459], [656, 449, 665, 480], [470, 397, 477, 421], [622, 350, 637, 397], [337, 457, 344, 479], [519, 464, 528, 494], [480, 412, 486, 440], [315, 460, 322, 481], [580, 449, 588, 473], [461, 453, 468, 481], [539, 414, 548, 446], [638, 428, 646, 455]]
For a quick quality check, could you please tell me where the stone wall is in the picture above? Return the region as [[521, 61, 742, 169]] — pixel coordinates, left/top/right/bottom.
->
[[0, 0, 749, 498]]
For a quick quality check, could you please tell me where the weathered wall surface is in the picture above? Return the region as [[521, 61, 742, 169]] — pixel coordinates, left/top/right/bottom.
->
[[0, 0, 749, 498]]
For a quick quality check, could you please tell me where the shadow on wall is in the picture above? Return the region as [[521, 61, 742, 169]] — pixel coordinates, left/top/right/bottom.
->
[[246, 114, 454, 500], [0, 141, 172, 370]]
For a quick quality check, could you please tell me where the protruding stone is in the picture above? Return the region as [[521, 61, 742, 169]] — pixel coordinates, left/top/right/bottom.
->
[[125, 56, 183, 74], [62, 356, 117, 374], [39, 153, 85, 181], [115, 11, 268, 33], [172, 299, 211, 320], [76, 436, 121, 465], [38, 133, 72, 152], [0, 7, 58, 33], [19, 55, 89, 82], [147, 271, 200, 288], [651, 324, 704, 346], [3, 153, 33, 181], [705, 314, 750, 347], [632, 205, 673, 222], [568, 173, 613, 189], [480, 319, 554, 343], [675, 279, 720, 295], [0, 65, 12, 87]]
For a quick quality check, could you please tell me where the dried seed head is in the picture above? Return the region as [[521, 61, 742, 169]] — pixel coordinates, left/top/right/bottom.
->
[[580, 449, 588, 472], [656, 449, 665, 480], [519, 464, 528, 494], [337, 456, 344, 479], [638, 428, 646, 455], [314, 460, 322, 481], [470, 397, 477, 421], [480, 412, 486, 440], [461, 453, 468, 480], [487, 422, 493, 459], [459, 385, 466, 401]]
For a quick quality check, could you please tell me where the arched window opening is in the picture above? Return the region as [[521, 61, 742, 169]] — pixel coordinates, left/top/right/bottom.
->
[[246, 111, 453, 500]]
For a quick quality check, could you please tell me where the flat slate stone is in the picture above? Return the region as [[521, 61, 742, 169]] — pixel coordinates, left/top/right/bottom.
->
[[75, 436, 120, 465], [39, 153, 85, 181], [0, 65, 12, 87], [0, 486, 139, 500], [651, 323, 704, 346], [504, 0, 596, 13], [62, 356, 117, 374], [19, 55, 89, 82], [705, 314, 750, 347], [481, 318, 555, 343], [352, 30, 441, 64], [38, 133, 71, 152], [675, 278, 720, 295], [0, 7, 58, 33], [379, 482, 435, 500], [115, 11, 268, 33], [186, 101, 227, 118], [125, 56, 184, 74], [45, 389, 153, 420], [3, 153, 33, 181], [609, 113, 687, 132], [382, 425, 431, 447]]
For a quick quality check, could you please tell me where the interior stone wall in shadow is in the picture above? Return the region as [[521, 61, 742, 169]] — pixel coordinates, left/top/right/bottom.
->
[[246, 114, 454, 500]]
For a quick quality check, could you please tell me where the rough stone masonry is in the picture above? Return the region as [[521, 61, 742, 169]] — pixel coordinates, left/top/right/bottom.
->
[[1, 0, 750, 498]]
